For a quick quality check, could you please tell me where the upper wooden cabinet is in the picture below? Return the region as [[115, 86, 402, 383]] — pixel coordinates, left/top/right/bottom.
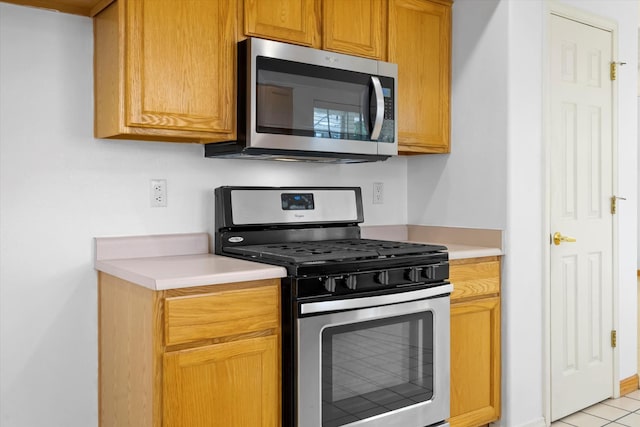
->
[[322, 0, 386, 60], [2, 0, 108, 16], [242, 0, 386, 60], [91, 0, 452, 151], [388, 0, 452, 153], [94, 0, 237, 142], [243, 0, 320, 47]]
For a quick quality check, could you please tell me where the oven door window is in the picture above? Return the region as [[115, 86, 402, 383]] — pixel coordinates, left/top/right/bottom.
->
[[321, 312, 434, 427]]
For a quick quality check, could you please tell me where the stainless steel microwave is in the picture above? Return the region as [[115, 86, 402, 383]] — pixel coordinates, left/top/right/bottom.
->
[[204, 38, 398, 163]]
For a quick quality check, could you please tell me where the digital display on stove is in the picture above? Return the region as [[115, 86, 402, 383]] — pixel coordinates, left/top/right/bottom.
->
[[281, 193, 315, 210]]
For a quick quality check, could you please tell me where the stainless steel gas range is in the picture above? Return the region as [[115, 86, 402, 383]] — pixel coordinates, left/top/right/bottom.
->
[[214, 186, 451, 427]]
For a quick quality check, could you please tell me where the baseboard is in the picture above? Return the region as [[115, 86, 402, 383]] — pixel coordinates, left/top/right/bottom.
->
[[621, 374, 639, 396], [489, 418, 546, 427]]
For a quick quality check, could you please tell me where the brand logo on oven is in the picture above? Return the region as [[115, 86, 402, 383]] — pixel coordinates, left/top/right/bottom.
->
[[294, 214, 305, 218]]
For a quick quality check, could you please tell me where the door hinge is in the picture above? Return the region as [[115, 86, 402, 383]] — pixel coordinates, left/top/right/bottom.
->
[[610, 62, 617, 80], [611, 330, 617, 348], [610, 61, 627, 81], [611, 195, 626, 214]]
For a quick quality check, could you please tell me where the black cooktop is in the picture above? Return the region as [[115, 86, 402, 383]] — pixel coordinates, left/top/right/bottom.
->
[[224, 238, 447, 264]]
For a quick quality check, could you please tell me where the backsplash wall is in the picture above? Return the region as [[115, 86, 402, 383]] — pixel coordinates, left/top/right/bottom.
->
[[0, 4, 407, 426]]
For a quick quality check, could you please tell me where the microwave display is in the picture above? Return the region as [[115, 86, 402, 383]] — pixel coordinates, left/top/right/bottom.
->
[[256, 57, 395, 144]]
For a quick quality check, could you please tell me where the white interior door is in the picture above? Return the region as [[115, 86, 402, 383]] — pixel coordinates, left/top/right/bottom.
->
[[549, 13, 614, 421]]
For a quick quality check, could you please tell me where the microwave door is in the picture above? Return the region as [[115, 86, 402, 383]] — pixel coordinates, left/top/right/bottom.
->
[[251, 56, 379, 155]]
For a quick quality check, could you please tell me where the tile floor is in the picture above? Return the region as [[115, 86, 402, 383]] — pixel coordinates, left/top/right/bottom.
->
[[551, 390, 640, 426]]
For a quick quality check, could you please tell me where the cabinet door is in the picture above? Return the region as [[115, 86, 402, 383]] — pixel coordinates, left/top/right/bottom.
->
[[388, 0, 451, 153], [244, 0, 320, 47], [450, 297, 501, 427], [163, 335, 279, 427], [125, 0, 236, 137], [322, 0, 385, 59]]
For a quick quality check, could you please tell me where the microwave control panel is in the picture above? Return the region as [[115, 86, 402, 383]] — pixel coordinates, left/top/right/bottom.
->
[[379, 76, 395, 143]]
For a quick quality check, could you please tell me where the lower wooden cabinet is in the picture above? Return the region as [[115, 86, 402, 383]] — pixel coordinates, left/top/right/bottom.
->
[[163, 336, 279, 426], [449, 257, 501, 427], [98, 274, 281, 427]]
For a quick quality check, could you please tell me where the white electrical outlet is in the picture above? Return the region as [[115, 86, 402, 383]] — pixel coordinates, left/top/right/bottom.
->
[[150, 179, 167, 207], [373, 182, 384, 204]]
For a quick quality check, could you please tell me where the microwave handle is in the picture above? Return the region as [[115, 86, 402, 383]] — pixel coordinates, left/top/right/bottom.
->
[[370, 76, 384, 141]]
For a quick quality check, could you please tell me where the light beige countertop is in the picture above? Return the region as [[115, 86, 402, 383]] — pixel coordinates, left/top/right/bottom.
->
[[94, 233, 286, 291]]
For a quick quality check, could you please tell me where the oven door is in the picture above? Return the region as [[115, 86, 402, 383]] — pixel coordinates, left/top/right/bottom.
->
[[297, 286, 451, 427]]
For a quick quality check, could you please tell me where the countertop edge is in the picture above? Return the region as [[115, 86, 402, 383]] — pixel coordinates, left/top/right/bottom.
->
[[95, 255, 288, 291], [447, 246, 503, 260]]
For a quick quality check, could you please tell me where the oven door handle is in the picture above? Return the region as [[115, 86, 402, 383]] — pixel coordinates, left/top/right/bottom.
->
[[300, 283, 453, 315]]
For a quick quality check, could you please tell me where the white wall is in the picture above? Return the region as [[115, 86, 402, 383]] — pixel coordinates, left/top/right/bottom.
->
[[504, 1, 545, 425], [406, 0, 508, 229], [0, 4, 408, 426], [408, 0, 638, 426]]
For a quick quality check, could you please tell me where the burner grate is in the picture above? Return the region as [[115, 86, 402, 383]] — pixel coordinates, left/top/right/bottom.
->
[[224, 239, 446, 264]]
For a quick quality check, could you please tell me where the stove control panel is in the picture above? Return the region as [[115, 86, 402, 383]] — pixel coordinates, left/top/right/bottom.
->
[[297, 262, 449, 299]]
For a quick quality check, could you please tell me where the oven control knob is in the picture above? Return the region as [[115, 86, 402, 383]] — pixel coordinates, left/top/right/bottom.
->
[[323, 277, 337, 293], [423, 266, 436, 280], [375, 271, 390, 285], [345, 275, 357, 290], [406, 267, 422, 282], [422, 264, 448, 281]]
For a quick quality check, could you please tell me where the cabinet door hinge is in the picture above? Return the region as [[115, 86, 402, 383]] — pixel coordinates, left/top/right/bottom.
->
[[611, 330, 617, 348]]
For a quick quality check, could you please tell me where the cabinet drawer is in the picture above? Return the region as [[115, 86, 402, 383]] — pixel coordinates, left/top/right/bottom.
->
[[164, 283, 279, 346], [450, 260, 500, 301]]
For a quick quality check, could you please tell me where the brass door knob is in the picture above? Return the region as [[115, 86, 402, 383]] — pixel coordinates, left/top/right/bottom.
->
[[553, 232, 576, 246]]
